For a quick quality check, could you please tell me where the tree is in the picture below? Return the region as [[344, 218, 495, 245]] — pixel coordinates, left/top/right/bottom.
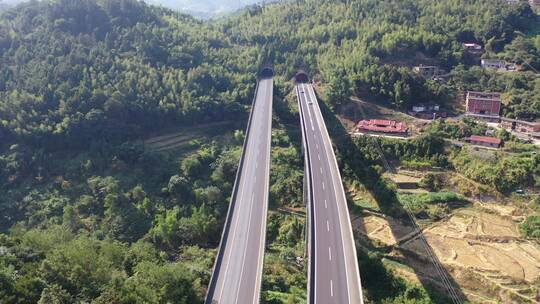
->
[[62, 205, 79, 232], [520, 216, 540, 239], [0, 269, 16, 303], [325, 69, 350, 107], [39, 237, 127, 301], [121, 262, 202, 304], [38, 285, 72, 304], [167, 175, 191, 202]]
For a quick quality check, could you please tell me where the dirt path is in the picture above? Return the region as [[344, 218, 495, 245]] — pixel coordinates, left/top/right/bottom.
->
[[144, 121, 236, 152]]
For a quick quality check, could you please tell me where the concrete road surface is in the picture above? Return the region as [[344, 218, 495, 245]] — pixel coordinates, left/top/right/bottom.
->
[[206, 77, 273, 304], [297, 82, 363, 304]]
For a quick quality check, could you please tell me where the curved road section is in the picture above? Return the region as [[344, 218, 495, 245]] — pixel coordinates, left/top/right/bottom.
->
[[206, 77, 273, 304], [297, 82, 364, 304]]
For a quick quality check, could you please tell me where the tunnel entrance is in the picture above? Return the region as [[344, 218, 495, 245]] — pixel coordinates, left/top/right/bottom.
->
[[295, 71, 309, 83], [260, 67, 274, 78]]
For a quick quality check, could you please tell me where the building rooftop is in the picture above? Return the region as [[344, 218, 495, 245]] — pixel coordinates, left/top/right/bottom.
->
[[467, 91, 501, 97], [481, 59, 504, 63], [466, 135, 502, 145], [500, 117, 540, 126], [357, 120, 408, 133], [463, 43, 482, 49]]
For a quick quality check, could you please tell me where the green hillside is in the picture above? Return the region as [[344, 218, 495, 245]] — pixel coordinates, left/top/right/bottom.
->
[[0, 0, 539, 303]]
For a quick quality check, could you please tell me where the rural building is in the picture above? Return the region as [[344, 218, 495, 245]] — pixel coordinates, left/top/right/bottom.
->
[[481, 59, 516, 71], [357, 119, 408, 135], [464, 113, 501, 123], [412, 104, 440, 112], [410, 104, 447, 119], [464, 135, 502, 148], [465, 91, 501, 117], [413, 65, 444, 79], [500, 118, 540, 134], [530, 0, 540, 6], [463, 43, 482, 50], [481, 59, 506, 70], [463, 43, 483, 53]]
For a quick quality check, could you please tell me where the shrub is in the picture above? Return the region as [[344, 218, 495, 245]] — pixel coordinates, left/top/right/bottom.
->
[[520, 216, 540, 239]]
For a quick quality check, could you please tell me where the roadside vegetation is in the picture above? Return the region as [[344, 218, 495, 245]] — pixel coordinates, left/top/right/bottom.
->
[[0, 0, 539, 303]]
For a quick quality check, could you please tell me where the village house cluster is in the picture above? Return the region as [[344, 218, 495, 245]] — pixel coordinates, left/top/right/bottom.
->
[[354, 87, 539, 149], [464, 90, 540, 141], [353, 37, 539, 148]]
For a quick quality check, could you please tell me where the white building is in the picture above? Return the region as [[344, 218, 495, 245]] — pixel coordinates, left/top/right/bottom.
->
[[463, 43, 482, 50], [412, 104, 440, 113], [481, 59, 506, 70]]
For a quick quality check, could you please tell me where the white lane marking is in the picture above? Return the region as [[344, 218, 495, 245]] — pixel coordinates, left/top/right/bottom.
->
[[320, 167, 323, 174], [308, 83, 356, 303], [235, 193, 256, 303], [325, 200, 328, 209], [316, 144, 319, 150], [218, 119, 256, 301], [329, 247, 332, 261], [234, 82, 268, 302], [318, 154, 321, 161], [218, 82, 265, 301], [255, 163, 258, 169], [330, 280, 334, 297], [304, 86, 315, 132], [301, 83, 320, 303], [326, 220, 330, 232], [322, 182, 325, 190], [253, 85, 272, 304]]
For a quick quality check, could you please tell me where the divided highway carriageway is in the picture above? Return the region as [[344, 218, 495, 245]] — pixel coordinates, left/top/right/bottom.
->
[[296, 79, 364, 304], [205, 74, 273, 304], [206, 70, 364, 304]]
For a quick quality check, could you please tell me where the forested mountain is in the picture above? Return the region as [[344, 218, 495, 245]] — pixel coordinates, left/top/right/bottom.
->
[[221, 0, 538, 117], [0, 0, 539, 303], [0, 0, 260, 149], [0, 1, 259, 302]]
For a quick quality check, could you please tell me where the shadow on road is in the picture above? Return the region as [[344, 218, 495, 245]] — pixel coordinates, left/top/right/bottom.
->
[[316, 93, 467, 304]]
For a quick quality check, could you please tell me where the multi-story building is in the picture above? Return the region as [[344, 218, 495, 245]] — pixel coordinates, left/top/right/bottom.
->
[[465, 91, 502, 117]]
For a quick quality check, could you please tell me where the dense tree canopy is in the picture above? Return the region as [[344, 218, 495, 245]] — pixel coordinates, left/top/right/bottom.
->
[[221, 0, 539, 120], [0, 0, 259, 149], [0, 0, 539, 303]]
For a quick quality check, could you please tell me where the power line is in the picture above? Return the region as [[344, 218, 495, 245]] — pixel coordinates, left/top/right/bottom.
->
[[355, 101, 464, 304]]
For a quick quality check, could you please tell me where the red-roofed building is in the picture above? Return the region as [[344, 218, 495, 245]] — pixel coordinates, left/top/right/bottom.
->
[[357, 119, 408, 135], [466, 91, 501, 117], [464, 135, 502, 148]]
